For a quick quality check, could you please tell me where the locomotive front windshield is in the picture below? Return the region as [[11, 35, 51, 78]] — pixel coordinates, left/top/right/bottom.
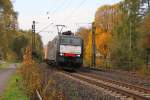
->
[[60, 36, 82, 46]]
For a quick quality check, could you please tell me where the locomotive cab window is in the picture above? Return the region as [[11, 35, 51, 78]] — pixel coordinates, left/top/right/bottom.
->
[[60, 36, 82, 46]]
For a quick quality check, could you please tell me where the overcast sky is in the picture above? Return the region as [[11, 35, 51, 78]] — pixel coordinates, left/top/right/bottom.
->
[[13, 0, 121, 45]]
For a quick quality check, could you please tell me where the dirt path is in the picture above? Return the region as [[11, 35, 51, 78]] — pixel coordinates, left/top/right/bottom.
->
[[0, 64, 16, 95]]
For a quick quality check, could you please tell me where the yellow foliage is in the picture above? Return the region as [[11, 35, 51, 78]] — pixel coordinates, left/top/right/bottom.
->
[[95, 3, 123, 33], [138, 65, 150, 75], [84, 31, 92, 66], [6, 50, 17, 62], [19, 48, 41, 96], [19, 47, 65, 100], [96, 30, 111, 57], [84, 27, 112, 67]]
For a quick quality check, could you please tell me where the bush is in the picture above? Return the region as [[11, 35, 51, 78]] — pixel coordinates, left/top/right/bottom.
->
[[138, 65, 150, 75], [19, 48, 41, 98], [19, 48, 65, 100]]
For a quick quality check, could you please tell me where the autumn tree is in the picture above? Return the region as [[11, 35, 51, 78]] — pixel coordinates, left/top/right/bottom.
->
[[77, 4, 120, 67], [111, 0, 143, 70], [139, 11, 150, 66], [76, 0, 149, 73], [95, 28, 112, 67], [76, 27, 90, 64], [84, 30, 92, 66], [15, 30, 44, 61], [95, 3, 123, 34], [0, 0, 20, 61], [94, 3, 123, 67]]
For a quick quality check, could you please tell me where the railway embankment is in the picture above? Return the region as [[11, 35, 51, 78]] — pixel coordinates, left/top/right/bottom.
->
[[43, 65, 150, 100], [15, 47, 150, 100], [16, 59, 150, 100]]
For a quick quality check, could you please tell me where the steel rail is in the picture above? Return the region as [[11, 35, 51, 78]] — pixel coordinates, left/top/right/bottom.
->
[[60, 71, 150, 100]]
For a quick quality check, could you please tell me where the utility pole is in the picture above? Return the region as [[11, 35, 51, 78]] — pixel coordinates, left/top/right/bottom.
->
[[129, 19, 132, 67], [148, 0, 150, 8], [32, 21, 36, 57], [92, 22, 96, 67], [56, 25, 65, 35]]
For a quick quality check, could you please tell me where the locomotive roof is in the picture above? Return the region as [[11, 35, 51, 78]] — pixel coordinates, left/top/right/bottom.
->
[[47, 34, 82, 46], [59, 34, 81, 38]]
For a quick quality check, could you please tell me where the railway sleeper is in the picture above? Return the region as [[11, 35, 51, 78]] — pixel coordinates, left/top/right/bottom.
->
[[58, 72, 126, 100], [72, 73, 150, 100], [79, 72, 150, 94]]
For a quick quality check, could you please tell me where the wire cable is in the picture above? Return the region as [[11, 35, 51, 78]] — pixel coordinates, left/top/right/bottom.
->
[[37, 23, 53, 33], [37, 0, 71, 33], [48, 0, 70, 21], [38, 0, 88, 34], [63, 0, 88, 24]]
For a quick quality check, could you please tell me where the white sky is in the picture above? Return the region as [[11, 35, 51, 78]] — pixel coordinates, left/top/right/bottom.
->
[[13, 0, 121, 45]]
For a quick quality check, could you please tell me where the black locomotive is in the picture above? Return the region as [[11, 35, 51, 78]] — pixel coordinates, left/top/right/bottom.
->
[[45, 31, 83, 70]]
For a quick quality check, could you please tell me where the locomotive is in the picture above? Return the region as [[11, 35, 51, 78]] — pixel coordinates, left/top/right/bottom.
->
[[45, 31, 83, 70]]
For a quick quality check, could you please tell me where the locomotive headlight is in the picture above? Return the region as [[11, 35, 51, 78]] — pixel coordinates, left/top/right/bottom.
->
[[77, 54, 80, 57], [60, 53, 63, 56]]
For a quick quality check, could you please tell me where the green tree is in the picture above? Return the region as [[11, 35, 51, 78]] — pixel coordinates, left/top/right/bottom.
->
[[0, 0, 19, 61], [34, 33, 43, 60], [0, 0, 43, 62], [111, 0, 142, 70], [139, 12, 150, 66], [11, 35, 29, 60]]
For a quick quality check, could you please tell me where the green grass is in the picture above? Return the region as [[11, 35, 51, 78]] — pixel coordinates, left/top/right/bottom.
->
[[0, 62, 10, 69], [0, 73, 29, 100], [0, 62, 21, 70]]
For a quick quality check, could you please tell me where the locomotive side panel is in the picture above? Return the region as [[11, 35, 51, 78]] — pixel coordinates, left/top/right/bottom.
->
[[47, 38, 58, 62]]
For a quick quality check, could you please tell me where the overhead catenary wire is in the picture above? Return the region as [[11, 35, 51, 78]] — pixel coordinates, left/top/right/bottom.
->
[[37, 0, 89, 34], [60, 0, 72, 11], [37, 23, 53, 33], [61, 0, 89, 32], [37, 0, 71, 33], [75, 22, 92, 28], [63, 0, 88, 24], [48, 0, 66, 15], [48, 0, 70, 21]]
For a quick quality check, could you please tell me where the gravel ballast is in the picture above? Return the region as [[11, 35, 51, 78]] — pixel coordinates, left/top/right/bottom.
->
[[49, 71, 120, 100]]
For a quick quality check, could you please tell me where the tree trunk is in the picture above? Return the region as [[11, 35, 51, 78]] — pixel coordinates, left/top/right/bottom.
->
[[146, 49, 150, 68]]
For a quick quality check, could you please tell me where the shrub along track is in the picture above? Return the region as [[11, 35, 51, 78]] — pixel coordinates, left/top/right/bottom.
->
[[58, 70, 150, 100]]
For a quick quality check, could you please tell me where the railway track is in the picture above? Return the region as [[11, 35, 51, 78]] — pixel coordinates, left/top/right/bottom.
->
[[88, 67, 150, 82], [59, 71, 150, 100]]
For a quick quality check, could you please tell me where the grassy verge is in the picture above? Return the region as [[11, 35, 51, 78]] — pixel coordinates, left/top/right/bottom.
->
[[0, 73, 29, 100], [0, 62, 10, 69]]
